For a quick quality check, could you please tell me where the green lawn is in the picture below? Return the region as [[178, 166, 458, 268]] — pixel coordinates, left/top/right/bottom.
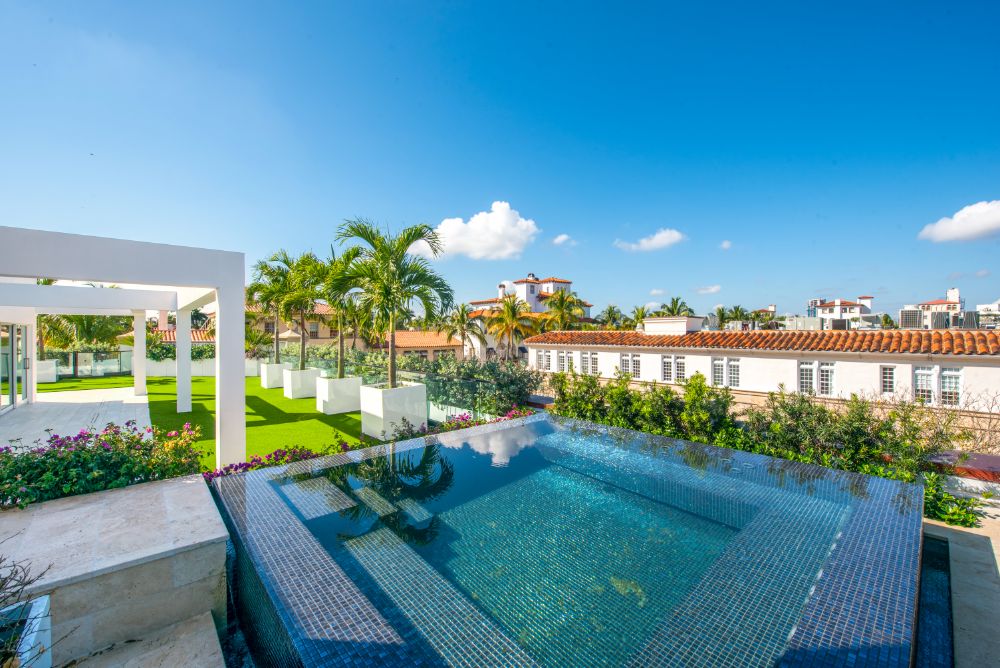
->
[[37, 375, 134, 392], [37, 375, 363, 469]]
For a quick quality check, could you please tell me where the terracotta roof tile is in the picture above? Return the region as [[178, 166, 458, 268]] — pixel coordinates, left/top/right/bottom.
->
[[157, 329, 215, 343], [382, 331, 461, 349], [523, 329, 1000, 356]]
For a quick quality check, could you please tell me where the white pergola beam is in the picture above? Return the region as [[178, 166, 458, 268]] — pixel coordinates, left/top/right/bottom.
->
[[0, 283, 177, 312]]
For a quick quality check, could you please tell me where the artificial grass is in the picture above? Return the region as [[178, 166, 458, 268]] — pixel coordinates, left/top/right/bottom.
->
[[36, 375, 362, 470], [36, 375, 134, 392]]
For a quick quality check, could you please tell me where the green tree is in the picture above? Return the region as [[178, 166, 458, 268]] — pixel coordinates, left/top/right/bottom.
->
[[333, 219, 454, 388], [322, 247, 362, 379], [543, 290, 586, 331], [881, 313, 897, 330], [597, 304, 624, 328], [628, 305, 650, 330], [659, 296, 694, 316], [713, 305, 729, 330], [247, 254, 293, 363], [437, 304, 487, 358], [727, 305, 750, 323], [257, 250, 325, 371], [485, 294, 537, 360]]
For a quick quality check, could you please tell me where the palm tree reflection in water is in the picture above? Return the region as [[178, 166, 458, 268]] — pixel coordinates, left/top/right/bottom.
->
[[325, 444, 455, 546]]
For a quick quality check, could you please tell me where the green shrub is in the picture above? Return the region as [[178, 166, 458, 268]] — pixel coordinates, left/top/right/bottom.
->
[[0, 422, 203, 508]]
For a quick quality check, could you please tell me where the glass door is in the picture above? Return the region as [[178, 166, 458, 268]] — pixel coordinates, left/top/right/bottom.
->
[[15, 325, 28, 402], [0, 324, 11, 412]]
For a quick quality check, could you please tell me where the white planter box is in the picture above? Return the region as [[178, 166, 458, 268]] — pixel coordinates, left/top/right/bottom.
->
[[260, 362, 293, 389], [245, 358, 260, 377], [0, 595, 52, 668], [316, 376, 362, 415], [283, 367, 322, 399], [360, 381, 428, 439], [36, 359, 58, 383]]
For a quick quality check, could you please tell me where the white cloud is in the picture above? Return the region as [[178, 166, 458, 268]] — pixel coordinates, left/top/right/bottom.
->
[[720, 240, 732, 250], [552, 233, 576, 246], [649, 288, 664, 296], [644, 301, 660, 310], [413, 201, 539, 260], [976, 269, 991, 278], [918, 200, 1000, 242], [613, 228, 685, 252], [696, 284, 721, 295]]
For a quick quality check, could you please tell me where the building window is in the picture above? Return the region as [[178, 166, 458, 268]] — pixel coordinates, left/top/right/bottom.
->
[[590, 352, 599, 376], [914, 366, 934, 403], [557, 351, 567, 372], [543, 350, 551, 371], [818, 362, 834, 396], [263, 321, 275, 335], [880, 366, 895, 394], [712, 358, 725, 386], [727, 358, 740, 388], [581, 352, 599, 376], [535, 350, 543, 370], [798, 362, 815, 394], [940, 368, 961, 407], [675, 356, 686, 381], [620, 353, 640, 379], [308, 322, 319, 337], [530, 285, 535, 294], [661, 355, 672, 382]]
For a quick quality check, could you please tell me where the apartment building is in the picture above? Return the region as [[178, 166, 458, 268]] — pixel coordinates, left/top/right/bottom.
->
[[525, 316, 1000, 410], [900, 288, 964, 329]]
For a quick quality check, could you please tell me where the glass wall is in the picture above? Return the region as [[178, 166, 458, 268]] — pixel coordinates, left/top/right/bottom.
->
[[0, 324, 28, 411], [0, 324, 10, 411]]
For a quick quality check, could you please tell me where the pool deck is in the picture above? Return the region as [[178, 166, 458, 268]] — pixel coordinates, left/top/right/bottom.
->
[[923, 504, 1000, 668], [0, 387, 150, 449]]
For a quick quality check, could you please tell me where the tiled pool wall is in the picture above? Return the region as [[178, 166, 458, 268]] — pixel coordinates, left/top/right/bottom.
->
[[915, 536, 954, 668], [213, 413, 924, 668]]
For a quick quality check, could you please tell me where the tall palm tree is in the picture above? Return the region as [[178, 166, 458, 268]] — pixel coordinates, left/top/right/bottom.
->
[[35, 278, 72, 359], [437, 304, 487, 358], [333, 219, 454, 388], [713, 305, 729, 330], [342, 297, 370, 349], [486, 294, 536, 360], [659, 296, 693, 317], [247, 254, 292, 364], [258, 250, 325, 371], [322, 247, 362, 379], [628, 305, 650, 330], [597, 304, 624, 329], [727, 305, 750, 323], [543, 290, 586, 331]]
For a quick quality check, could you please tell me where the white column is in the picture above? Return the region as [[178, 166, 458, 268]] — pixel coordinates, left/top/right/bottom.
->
[[214, 285, 246, 468], [176, 308, 192, 413], [132, 310, 147, 396]]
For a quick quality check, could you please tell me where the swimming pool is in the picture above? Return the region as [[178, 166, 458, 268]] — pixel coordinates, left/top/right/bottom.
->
[[214, 413, 923, 667]]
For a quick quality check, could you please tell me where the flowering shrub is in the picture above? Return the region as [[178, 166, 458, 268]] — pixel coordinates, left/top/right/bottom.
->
[[0, 421, 202, 508], [390, 406, 535, 440], [202, 444, 349, 483]]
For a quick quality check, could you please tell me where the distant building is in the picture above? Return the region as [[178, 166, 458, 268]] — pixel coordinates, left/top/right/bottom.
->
[[812, 296, 874, 328], [900, 288, 963, 329], [976, 298, 1000, 329]]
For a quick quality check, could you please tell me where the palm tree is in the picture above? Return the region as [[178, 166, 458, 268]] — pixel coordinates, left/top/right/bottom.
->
[[35, 278, 72, 359], [727, 305, 750, 323], [597, 304, 624, 329], [342, 297, 370, 349], [659, 296, 693, 317], [257, 250, 325, 371], [713, 305, 729, 330], [881, 313, 897, 330], [247, 255, 292, 364], [245, 323, 274, 359], [628, 305, 650, 330], [322, 247, 362, 379], [437, 304, 487, 358], [333, 219, 453, 388], [485, 294, 536, 360], [543, 290, 586, 331]]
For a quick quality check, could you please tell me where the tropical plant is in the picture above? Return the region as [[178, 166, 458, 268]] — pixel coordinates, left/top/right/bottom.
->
[[658, 296, 693, 317], [245, 324, 274, 360], [713, 305, 729, 330], [881, 313, 897, 330], [726, 305, 750, 323], [259, 250, 326, 370], [322, 247, 362, 379], [485, 294, 536, 360], [627, 305, 650, 330], [247, 253, 293, 363], [332, 219, 454, 388], [597, 304, 624, 328], [543, 290, 586, 331], [437, 304, 487, 357]]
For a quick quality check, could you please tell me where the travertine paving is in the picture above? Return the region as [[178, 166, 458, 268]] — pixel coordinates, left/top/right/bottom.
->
[[0, 387, 151, 449]]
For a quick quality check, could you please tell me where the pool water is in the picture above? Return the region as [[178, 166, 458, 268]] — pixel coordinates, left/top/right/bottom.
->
[[219, 414, 924, 667]]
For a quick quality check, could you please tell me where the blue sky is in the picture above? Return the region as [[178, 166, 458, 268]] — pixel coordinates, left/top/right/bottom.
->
[[2, 1, 998, 315]]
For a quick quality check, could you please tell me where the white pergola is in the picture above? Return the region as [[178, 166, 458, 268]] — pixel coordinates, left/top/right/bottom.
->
[[0, 226, 247, 467]]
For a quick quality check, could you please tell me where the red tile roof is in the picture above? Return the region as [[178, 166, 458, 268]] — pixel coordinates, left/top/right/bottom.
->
[[524, 329, 1000, 356], [469, 297, 500, 305], [857, 295, 874, 299], [245, 302, 333, 316], [816, 300, 862, 308], [156, 329, 215, 343], [512, 278, 540, 284], [539, 277, 572, 283], [918, 299, 960, 306], [375, 331, 461, 349]]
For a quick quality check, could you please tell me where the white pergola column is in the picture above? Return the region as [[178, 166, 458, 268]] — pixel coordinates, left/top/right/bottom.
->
[[214, 285, 246, 468], [176, 308, 192, 413], [26, 323, 36, 403], [132, 310, 147, 396]]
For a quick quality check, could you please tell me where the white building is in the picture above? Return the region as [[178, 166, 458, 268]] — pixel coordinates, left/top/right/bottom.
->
[[525, 316, 1000, 410], [813, 296, 874, 327], [977, 297, 1000, 329], [901, 288, 963, 329], [466, 273, 593, 359]]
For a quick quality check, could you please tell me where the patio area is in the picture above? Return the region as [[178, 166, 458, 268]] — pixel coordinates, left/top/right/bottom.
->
[[0, 386, 150, 449]]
